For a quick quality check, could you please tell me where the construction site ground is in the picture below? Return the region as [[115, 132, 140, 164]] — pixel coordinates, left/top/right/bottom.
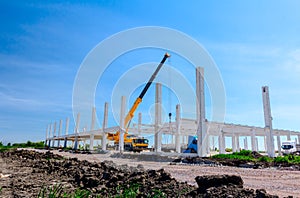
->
[[1, 149, 299, 197], [39, 149, 300, 197]]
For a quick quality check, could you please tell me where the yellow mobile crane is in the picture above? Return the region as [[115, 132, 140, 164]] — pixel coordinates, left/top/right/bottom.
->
[[107, 53, 170, 152]]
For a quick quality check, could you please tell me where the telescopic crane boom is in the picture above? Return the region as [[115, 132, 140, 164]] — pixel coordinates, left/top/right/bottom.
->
[[107, 53, 171, 150], [123, 52, 170, 133]]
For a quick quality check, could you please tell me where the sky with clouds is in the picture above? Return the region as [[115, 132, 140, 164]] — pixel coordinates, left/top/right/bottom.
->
[[1, 1, 300, 144]]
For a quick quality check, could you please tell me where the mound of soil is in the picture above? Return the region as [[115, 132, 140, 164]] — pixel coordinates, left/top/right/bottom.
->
[[0, 149, 282, 197]]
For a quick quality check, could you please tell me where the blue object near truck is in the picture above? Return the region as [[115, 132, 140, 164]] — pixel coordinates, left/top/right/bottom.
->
[[183, 136, 198, 153]]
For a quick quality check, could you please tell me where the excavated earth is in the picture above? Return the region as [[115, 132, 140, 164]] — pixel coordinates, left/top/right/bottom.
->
[[0, 149, 282, 197]]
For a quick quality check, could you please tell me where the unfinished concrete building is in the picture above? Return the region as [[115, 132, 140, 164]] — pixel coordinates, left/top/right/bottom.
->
[[46, 67, 300, 157]]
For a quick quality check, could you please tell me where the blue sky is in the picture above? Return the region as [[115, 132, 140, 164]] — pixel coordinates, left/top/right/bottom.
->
[[1, 1, 300, 144]]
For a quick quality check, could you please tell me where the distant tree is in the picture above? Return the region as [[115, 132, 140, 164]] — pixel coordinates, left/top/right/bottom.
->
[[7, 143, 11, 147], [0, 142, 3, 147], [26, 141, 32, 147]]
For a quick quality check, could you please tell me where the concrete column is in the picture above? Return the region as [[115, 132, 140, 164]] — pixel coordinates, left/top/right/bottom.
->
[[196, 67, 207, 157], [211, 136, 215, 151], [57, 120, 62, 147], [155, 83, 162, 152], [91, 107, 96, 131], [244, 137, 248, 150], [102, 102, 108, 151], [138, 112, 142, 136], [287, 132, 291, 141], [119, 96, 126, 153], [236, 135, 240, 151], [75, 113, 81, 133], [74, 113, 80, 150], [90, 134, 94, 151], [251, 129, 257, 151], [219, 130, 225, 154], [298, 135, 300, 144], [256, 137, 259, 152], [45, 125, 49, 147], [64, 117, 69, 148], [83, 140, 86, 150], [262, 86, 275, 157], [175, 104, 181, 153], [52, 122, 56, 147], [48, 123, 52, 147], [206, 134, 211, 153], [232, 136, 237, 152], [277, 135, 282, 156], [65, 117, 69, 135], [63, 138, 67, 148], [264, 136, 267, 152]]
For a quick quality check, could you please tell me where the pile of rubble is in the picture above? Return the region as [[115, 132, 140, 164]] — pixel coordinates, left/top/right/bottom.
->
[[0, 150, 283, 197]]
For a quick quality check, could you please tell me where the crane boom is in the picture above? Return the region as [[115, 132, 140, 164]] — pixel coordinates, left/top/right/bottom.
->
[[124, 52, 170, 132], [107, 52, 170, 151]]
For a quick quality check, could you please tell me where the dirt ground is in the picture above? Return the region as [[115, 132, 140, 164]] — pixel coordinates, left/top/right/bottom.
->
[[1, 149, 299, 197], [37, 149, 300, 198]]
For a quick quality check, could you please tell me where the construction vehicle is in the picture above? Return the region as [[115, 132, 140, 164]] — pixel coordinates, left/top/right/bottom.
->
[[281, 140, 300, 155], [107, 53, 171, 152]]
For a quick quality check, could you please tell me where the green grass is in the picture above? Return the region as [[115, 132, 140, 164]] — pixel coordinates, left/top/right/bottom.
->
[[37, 183, 168, 198], [258, 156, 272, 163], [274, 155, 300, 164], [38, 184, 91, 198], [212, 150, 255, 161], [212, 150, 300, 165], [0, 141, 45, 152]]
